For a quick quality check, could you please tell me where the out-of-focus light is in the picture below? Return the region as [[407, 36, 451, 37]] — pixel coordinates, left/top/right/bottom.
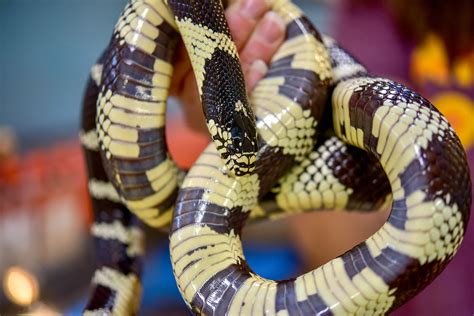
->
[[29, 302, 60, 315], [2, 266, 39, 306]]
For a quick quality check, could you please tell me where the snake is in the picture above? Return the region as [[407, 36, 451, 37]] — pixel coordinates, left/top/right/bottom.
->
[[78, 0, 471, 314]]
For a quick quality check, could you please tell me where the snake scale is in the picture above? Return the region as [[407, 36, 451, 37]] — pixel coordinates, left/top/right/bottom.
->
[[79, 0, 471, 314]]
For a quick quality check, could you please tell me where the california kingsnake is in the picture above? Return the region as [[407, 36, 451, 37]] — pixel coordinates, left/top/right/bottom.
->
[[79, 0, 471, 314]]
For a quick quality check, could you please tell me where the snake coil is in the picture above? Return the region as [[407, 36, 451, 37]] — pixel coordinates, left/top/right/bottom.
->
[[79, 0, 471, 314]]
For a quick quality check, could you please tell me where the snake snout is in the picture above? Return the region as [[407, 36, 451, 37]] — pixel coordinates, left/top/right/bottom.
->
[[226, 124, 257, 176], [229, 152, 257, 176]]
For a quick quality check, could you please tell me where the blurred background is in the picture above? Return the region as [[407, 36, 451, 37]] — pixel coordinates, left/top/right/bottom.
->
[[0, 0, 472, 314]]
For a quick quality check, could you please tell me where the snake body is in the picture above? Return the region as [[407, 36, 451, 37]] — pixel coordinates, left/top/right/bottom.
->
[[81, 60, 145, 315], [169, 28, 471, 313], [79, 0, 471, 314]]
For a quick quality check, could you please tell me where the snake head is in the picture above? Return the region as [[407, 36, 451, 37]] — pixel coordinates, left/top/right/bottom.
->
[[226, 123, 257, 176], [207, 113, 257, 177]]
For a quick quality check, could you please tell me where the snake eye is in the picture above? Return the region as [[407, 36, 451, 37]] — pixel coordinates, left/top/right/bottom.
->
[[232, 136, 242, 149], [230, 127, 243, 148]]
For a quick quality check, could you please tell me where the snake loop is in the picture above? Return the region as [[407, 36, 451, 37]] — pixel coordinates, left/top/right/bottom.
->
[[79, 0, 471, 314], [94, 0, 181, 228], [168, 30, 471, 313]]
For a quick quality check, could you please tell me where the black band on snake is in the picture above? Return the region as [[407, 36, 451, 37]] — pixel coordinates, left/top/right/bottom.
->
[[79, 0, 471, 314]]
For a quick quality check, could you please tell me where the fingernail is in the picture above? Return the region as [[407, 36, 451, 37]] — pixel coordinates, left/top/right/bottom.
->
[[257, 11, 285, 43], [240, 0, 267, 19], [250, 59, 268, 75]]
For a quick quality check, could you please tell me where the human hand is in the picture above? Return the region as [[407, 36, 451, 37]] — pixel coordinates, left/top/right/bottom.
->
[[169, 0, 286, 133]]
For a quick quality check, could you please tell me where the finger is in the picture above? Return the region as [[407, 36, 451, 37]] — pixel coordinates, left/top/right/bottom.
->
[[226, 0, 269, 51], [169, 41, 191, 96], [240, 11, 285, 69], [246, 59, 268, 91], [178, 75, 207, 134]]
